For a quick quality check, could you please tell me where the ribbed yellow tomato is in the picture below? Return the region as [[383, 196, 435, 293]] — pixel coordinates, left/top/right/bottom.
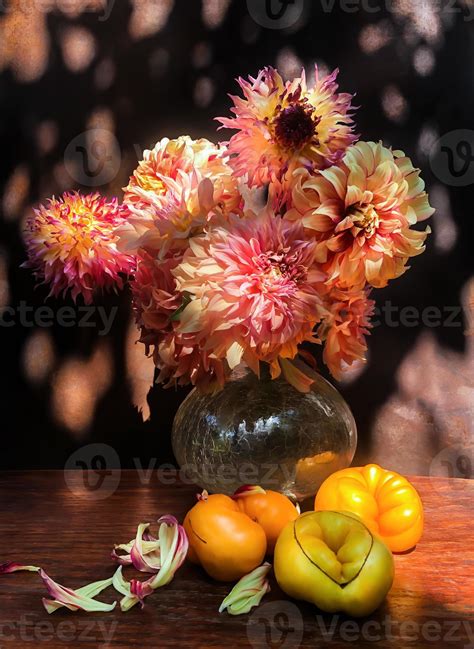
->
[[274, 511, 394, 617], [315, 464, 424, 553]]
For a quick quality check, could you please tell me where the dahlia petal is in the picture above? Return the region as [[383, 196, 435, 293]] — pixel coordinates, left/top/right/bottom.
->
[[0, 562, 40, 574], [112, 516, 188, 611], [130, 523, 162, 573], [226, 341, 244, 370], [219, 563, 271, 616], [40, 570, 116, 614], [279, 358, 314, 393], [233, 485, 266, 499]]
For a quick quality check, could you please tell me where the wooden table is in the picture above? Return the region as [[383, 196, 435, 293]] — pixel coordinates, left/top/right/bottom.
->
[[0, 471, 472, 648]]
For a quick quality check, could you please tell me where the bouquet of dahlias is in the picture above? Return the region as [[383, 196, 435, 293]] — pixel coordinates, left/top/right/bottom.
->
[[24, 67, 434, 393]]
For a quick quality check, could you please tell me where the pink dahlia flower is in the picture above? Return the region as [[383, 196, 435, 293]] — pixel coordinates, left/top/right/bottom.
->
[[218, 66, 357, 194], [319, 287, 375, 380], [287, 141, 434, 289], [118, 136, 242, 255], [130, 249, 227, 390], [23, 192, 134, 304], [172, 209, 326, 379]]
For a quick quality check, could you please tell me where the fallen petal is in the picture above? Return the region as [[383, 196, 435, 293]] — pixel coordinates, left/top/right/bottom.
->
[[40, 570, 116, 614], [0, 562, 40, 574], [130, 523, 162, 573], [112, 517, 189, 611], [112, 566, 140, 612], [219, 563, 271, 616], [233, 485, 266, 499]]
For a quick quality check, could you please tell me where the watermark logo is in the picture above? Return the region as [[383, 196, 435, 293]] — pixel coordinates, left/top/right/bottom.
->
[[430, 444, 473, 494], [430, 129, 474, 187], [64, 128, 121, 187], [246, 0, 306, 29], [247, 600, 304, 648], [64, 443, 121, 500]]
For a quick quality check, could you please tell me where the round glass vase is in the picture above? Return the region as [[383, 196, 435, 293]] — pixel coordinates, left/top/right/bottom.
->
[[171, 365, 357, 501]]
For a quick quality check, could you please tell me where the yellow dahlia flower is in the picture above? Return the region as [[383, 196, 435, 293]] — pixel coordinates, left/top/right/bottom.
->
[[218, 66, 357, 191], [287, 141, 434, 289]]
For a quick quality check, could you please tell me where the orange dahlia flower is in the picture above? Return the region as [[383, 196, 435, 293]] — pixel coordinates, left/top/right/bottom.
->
[[288, 141, 434, 289], [319, 288, 375, 380], [23, 192, 134, 304], [118, 136, 242, 254], [172, 209, 326, 379], [218, 66, 357, 191]]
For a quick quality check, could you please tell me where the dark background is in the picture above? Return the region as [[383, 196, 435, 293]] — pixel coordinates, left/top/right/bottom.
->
[[0, 0, 472, 473]]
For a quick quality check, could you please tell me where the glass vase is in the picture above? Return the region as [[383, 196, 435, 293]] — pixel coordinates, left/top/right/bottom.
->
[[171, 365, 357, 501]]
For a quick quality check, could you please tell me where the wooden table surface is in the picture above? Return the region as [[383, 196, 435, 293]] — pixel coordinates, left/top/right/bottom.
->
[[0, 471, 473, 648]]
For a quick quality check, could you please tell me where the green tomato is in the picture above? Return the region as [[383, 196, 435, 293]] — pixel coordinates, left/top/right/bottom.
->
[[274, 510, 394, 617]]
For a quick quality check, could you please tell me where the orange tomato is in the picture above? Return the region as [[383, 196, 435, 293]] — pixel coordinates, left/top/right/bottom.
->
[[183, 492, 267, 581], [314, 464, 424, 553], [234, 486, 299, 553]]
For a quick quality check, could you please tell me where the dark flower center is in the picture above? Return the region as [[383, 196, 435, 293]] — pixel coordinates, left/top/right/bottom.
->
[[274, 104, 318, 151]]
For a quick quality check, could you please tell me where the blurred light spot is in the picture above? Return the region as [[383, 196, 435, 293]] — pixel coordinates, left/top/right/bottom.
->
[[56, 0, 108, 19], [53, 162, 73, 191], [87, 107, 115, 132], [126, 319, 155, 421], [88, 342, 113, 396], [0, 8, 49, 82], [0, 250, 10, 308], [417, 124, 439, 159], [464, 277, 474, 339], [413, 47, 435, 76], [3, 166, 30, 221], [52, 343, 113, 436], [35, 121, 59, 156], [202, 0, 231, 29], [241, 15, 260, 44], [382, 85, 408, 123], [22, 330, 55, 385], [276, 48, 302, 81], [95, 58, 116, 90], [359, 22, 393, 54], [339, 354, 370, 385], [52, 359, 96, 435], [194, 76, 215, 108], [192, 42, 212, 69], [61, 26, 97, 73], [394, 0, 441, 44], [149, 48, 169, 79], [129, 0, 174, 39], [430, 184, 457, 253]]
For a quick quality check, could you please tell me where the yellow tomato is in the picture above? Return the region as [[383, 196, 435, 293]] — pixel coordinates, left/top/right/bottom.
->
[[315, 464, 424, 553], [233, 486, 299, 554], [183, 492, 267, 581], [274, 511, 394, 617]]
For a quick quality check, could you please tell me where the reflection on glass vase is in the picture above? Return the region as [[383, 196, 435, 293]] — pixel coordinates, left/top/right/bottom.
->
[[172, 364, 357, 501]]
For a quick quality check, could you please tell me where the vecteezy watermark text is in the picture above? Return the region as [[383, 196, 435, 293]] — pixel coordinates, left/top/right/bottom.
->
[[0, 302, 117, 336], [372, 302, 464, 329], [316, 614, 474, 646], [0, 614, 117, 645]]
